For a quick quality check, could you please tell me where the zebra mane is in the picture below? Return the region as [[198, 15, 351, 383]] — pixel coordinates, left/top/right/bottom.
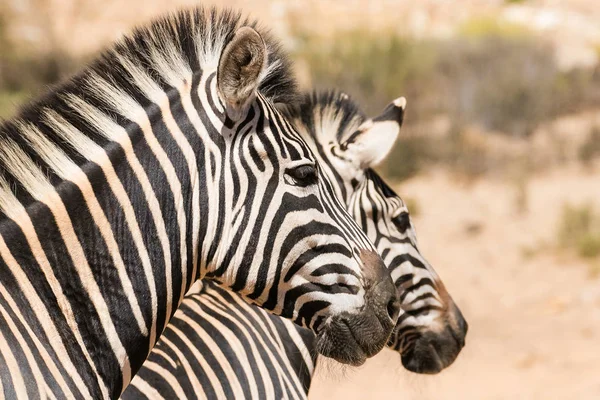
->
[[0, 7, 297, 215], [287, 91, 367, 146]]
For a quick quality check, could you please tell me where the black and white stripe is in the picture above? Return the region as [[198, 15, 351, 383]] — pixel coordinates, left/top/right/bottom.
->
[[124, 281, 315, 399], [0, 10, 398, 399], [123, 91, 468, 399]]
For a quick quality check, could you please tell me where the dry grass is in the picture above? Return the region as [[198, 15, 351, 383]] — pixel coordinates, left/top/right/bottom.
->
[[557, 203, 600, 260]]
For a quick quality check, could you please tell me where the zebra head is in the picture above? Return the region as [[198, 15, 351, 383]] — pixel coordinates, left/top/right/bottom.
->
[[188, 18, 399, 366], [288, 91, 468, 374]]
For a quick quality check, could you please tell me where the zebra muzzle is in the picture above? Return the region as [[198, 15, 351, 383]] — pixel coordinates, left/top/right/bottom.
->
[[315, 250, 399, 366], [400, 302, 468, 374]]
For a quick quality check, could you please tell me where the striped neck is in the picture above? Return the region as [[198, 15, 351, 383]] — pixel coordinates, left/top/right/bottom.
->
[[0, 66, 233, 397]]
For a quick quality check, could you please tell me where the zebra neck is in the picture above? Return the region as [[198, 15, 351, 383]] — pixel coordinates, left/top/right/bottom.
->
[[0, 70, 234, 397]]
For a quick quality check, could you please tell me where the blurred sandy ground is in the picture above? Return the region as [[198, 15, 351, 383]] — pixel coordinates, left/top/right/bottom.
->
[[3, 1, 600, 398]]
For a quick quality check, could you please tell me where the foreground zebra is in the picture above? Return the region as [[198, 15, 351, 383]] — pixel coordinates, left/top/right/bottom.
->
[[0, 9, 402, 399], [124, 92, 468, 399]]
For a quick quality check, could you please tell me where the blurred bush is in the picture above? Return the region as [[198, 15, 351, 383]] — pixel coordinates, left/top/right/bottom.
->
[[404, 197, 420, 217], [458, 16, 531, 38], [293, 30, 440, 118], [0, 10, 80, 118], [293, 20, 600, 180], [578, 127, 600, 165], [558, 203, 600, 260]]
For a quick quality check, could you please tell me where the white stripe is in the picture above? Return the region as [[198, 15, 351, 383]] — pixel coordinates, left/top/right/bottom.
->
[[221, 293, 305, 400], [259, 305, 310, 397], [111, 54, 197, 309], [201, 294, 273, 399], [180, 301, 246, 396], [161, 335, 211, 400], [281, 319, 315, 376], [194, 72, 226, 273], [148, 348, 177, 370], [128, 374, 168, 400], [0, 277, 79, 398], [42, 113, 161, 347], [195, 15, 228, 69], [181, 295, 260, 399], [17, 123, 150, 340]]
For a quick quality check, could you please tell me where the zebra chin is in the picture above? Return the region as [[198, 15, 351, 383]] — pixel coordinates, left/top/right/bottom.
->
[[400, 304, 468, 374], [314, 314, 391, 366], [314, 250, 400, 366]]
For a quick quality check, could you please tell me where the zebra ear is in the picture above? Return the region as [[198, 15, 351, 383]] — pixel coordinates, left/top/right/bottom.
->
[[217, 26, 268, 121], [343, 97, 406, 168]]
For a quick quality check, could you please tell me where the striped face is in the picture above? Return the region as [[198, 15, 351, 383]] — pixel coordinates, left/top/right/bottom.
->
[[289, 92, 467, 374], [353, 172, 467, 373], [201, 90, 399, 365], [201, 26, 399, 366]]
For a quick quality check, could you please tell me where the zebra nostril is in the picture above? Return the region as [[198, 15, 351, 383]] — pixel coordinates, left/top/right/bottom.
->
[[387, 298, 400, 321]]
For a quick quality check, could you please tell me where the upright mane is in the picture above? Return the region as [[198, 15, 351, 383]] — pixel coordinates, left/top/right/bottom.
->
[[287, 91, 367, 144], [0, 7, 297, 213]]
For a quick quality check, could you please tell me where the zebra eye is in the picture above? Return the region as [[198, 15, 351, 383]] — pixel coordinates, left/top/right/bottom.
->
[[393, 211, 411, 233], [286, 164, 318, 187]]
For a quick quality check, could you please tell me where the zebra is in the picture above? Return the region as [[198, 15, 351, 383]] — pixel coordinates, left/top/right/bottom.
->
[[123, 91, 468, 399], [0, 9, 401, 399]]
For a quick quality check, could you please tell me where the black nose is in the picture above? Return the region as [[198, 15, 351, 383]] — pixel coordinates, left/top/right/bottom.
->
[[451, 304, 468, 348], [360, 249, 400, 324], [401, 304, 468, 374], [387, 297, 400, 321], [368, 277, 401, 324]]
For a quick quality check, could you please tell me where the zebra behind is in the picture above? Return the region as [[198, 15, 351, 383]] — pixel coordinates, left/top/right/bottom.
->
[[124, 91, 468, 399], [0, 9, 400, 399]]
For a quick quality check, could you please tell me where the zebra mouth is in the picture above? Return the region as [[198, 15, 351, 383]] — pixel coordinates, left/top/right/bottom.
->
[[314, 310, 394, 366], [400, 321, 468, 374], [313, 250, 399, 365], [314, 317, 368, 366]]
